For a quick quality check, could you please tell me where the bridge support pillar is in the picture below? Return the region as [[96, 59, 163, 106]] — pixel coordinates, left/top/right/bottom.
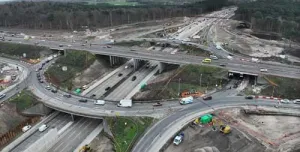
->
[[158, 62, 166, 73], [133, 59, 143, 71], [71, 114, 75, 121], [109, 56, 123, 67]]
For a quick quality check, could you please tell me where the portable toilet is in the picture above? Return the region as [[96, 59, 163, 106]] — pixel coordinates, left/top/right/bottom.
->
[[200, 114, 213, 124]]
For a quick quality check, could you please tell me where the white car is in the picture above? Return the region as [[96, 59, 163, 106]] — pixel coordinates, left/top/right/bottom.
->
[[125, 66, 128, 69], [38, 124, 48, 132], [22, 125, 32, 132], [46, 86, 51, 90], [94, 100, 105, 105], [260, 68, 268, 72], [280, 99, 290, 104], [293, 99, 300, 104]]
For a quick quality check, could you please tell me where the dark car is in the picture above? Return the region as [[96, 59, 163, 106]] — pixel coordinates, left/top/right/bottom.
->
[[79, 99, 88, 103], [90, 94, 96, 98], [38, 67, 42, 71], [245, 95, 254, 100], [132, 76, 137, 81], [203, 96, 212, 100], [105, 87, 111, 91], [219, 64, 226, 67], [39, 80, 44, 83], [51, 88, 58, 93], [118, 73, 123, 77], [63, 94, 71, 98]]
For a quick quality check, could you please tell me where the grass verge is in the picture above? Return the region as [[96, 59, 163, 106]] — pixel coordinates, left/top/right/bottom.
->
[[107, 117, 154, 152], [136, 65, 228, 100], [45, 50, 96, 90], [9, 90, 38, 111], [261, 75, 300, 99], [180, 44, 210, 56]]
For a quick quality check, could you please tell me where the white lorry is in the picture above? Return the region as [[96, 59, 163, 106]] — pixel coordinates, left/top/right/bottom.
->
[[180, 96, 193, 105], [117, 99, 132, 108], [251, 58, 260, 63]]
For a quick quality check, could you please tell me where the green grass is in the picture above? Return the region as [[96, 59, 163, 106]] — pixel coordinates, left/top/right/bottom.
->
[[107, 117, 154, 152], [45, 50, 96, 90], [113, 41, 145, 47], [261, 76, 300, 99], [138, 65, 228, 100], [0, 42, 49, 59], [9, 90, 38, 111]]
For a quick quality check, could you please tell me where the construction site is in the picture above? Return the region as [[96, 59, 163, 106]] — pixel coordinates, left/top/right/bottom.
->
[[164, 106, 300, 152]]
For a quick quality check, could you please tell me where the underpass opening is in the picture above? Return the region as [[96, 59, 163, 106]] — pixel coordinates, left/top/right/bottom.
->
[[50, 48, 65, 56], [228, 71, 258, 86]]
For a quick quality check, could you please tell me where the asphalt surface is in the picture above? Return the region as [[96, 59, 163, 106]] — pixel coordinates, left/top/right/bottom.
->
[[47, 117, 102, 152], [85, 64, 134, 99], [10, 113, 72, 152], [105, 64, 155, 101]]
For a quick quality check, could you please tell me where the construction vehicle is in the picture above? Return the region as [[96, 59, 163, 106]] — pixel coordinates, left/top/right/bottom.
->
[[212, 118, 231, 134], [79, 144, 91, 152]]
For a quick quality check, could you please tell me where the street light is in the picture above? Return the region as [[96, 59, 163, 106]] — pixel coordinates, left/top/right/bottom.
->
[[199, 74, 202, 87], [178, 78, 181, 97]]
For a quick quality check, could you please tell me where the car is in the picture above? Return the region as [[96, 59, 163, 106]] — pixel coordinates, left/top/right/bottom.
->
[[0, 94, 6, 99], [153, 102, 163, 107], [51, 88, 58, 93], [90, 94, 96, 98], [105, 87, 111, 91], [260, 68, 268, 72], [118, 73, 123, 77], [22, 125, 32, 132], [94, 100, 105, 105], [219, 64, 226, 67], [106, 45, 112, 48], [203, 96, 212, 100], [125, 66, 128, 69], [38, 124, 48, 132], [63, 94, 71, 98], [59, 44, 63, 47], [35, 68, 39, 72], [38, 67, 42, 71], [46, 85, 51, 90], [81, 44, 86, 46], [293, 99, 300, 104], [79, 99, 88, 103], [132, 76, 137, 81], [280, 99, 290, 104], [245, 95, 254, 99], [42, 62, 46, 66], [39, 80, 44, 83]]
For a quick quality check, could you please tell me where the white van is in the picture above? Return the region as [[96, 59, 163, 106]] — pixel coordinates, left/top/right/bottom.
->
[[94, 100, 105, 105], [293, 99, 300, 104], [38, 124, 48, 132]]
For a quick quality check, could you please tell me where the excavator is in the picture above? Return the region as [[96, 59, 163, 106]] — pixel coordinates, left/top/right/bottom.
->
[[212, 118, 231, 134], [79, 144, 91, 152]]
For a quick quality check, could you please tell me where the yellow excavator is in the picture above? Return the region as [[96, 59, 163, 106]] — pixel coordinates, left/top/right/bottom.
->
[[212, 118, 231, 134], [79, 144, 91, 152]]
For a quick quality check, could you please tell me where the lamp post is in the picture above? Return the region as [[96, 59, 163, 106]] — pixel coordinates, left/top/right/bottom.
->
[[178, 78, 181, 97]]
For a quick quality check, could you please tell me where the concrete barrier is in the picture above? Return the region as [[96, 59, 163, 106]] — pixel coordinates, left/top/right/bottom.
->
[[24, 128, 58, 152], [2, 111, 60, 152]]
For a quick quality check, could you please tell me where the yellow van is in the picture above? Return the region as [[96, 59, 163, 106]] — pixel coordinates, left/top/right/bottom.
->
[[202, 58, 212, 63]]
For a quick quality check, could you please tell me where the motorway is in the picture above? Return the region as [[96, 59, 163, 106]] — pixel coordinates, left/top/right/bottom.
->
[[105, 63, 157, 101], [48, 117, 102, 152], [85, 63, 134, 99], [10, 113, 72, 152]]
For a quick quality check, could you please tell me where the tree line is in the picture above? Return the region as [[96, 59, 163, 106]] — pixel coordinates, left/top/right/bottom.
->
[[0, 0, 230, 30], [235, 0, 300, 42]]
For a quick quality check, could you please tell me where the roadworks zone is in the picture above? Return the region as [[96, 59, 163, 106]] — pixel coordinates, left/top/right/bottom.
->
[[162, 106, 300, 152]]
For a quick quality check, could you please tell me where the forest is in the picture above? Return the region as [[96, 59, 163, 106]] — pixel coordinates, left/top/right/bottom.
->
[[235, 0, 300, 42], [0, 0, 230, 30]]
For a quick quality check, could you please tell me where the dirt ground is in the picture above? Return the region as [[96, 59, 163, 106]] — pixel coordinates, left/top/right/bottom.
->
[[0, 103, 27, 136], [164, 107, 300, 152], [89, 133, 114, 152], [72, 59, 113, 89]]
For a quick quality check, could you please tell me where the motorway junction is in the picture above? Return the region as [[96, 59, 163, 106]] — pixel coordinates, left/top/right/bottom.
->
[[0, 6, 300, 152]]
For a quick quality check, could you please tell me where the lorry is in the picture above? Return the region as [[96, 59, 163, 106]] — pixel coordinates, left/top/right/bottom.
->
[[180, 96, 193, 105], [117, 99, 132, 108], [173, 133, 184, 145]]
